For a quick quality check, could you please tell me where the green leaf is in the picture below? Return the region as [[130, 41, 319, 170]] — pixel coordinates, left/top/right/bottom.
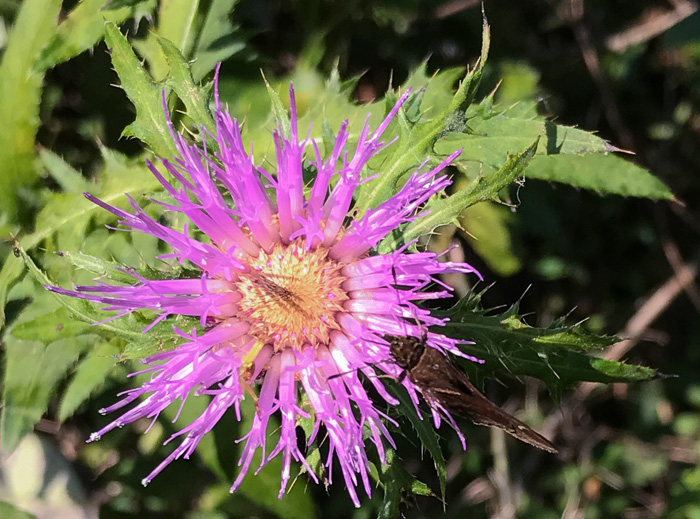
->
[[378, 138, 538, 254], [1, 334, 93, 454], [0, 501, 38, 519], [234, 398, 316, 519], [104, 22, 177, 158], [38, 148, 90, 193], [156, 0, 200, 57], [525, 153, 674, 200], [136, 0, 201, 81], [0, 149, 158, 328], [191, 0, 247, 82], [383, 379, 447, 500], [436, 291, 655, 400], [376, 449, 434, 519], [297, 411, 324, 485], [357, 22, 491, 213], [58, 341, 120, 421], [436, 116, 616, 170], [434, 111, 674, 200], [11, 307, 93, 344], [157, 35, 216, 133], [264, 75, 291, 139], [11, 240, 196, 361], [0, 0, 61, 221], [34, 0, 139, 70], [50, 251, 139, 284]]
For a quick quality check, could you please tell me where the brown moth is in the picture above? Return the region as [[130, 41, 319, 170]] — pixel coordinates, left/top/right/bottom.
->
[[386, 334, 558, 453]]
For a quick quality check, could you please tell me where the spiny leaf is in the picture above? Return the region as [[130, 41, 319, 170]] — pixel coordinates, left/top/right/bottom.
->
[[104, 22, 177, 158], [378, 138, 538, 254], [135, 0, 201, 81], [436, 115, 618, 170], [34, 0, 139, 70], [264, 74, 291, 140], [0, 149, 158, 328], [436, 290, 655, 400], [376, 449, 434, 519], [38, 148, 90, 193], [357, 22, 491, 212], [460, 200, 521, 276], [11, 307, 93, 344], [11, 240, 197, 361], [434, 105, 674, 200], [157, 34, 216, 134]]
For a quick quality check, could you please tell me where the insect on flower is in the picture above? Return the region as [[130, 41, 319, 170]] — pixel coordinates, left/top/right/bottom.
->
[[386, 333, 557, 452], [46, 70, 485, 506], [383, 260, 557, 453]]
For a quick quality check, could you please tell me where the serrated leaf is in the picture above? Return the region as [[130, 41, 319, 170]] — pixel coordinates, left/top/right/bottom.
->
[[437, 116, 616, 170], [435, 112, 674, 200], [11, 240, 196, 361], [58, 341, 120, 421], [378, 138, 538, 254], [134, 0, 201, 81], [34, 0, 139, 70], [157, 35, 215, 133], [0, 0, 61, 221], [264, 76, 291, 139], [156, 0, 200, 56], [526, 153, 674, 199], [357, 23, 491, 212], [402, 64, 465, 121], [436, 291, 655, 399], [51, 251, 138, 284], [104, 22, 177, 158]]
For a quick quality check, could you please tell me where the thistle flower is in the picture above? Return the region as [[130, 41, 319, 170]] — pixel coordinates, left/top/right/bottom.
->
[[48, 77, 482, 506]]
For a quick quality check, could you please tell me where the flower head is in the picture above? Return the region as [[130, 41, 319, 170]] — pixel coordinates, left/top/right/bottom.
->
[[48, 76, 481, 506]]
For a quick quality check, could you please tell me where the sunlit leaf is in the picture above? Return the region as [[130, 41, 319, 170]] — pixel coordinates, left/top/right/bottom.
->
[[104, 22, 177, 157], [34, 0, 143, 70], [526, 153, 674, 200], [157, 35, 215, 133]]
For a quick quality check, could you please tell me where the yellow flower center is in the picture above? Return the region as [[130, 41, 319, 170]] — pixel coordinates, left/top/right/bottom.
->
[[234, 239, 348, 351]]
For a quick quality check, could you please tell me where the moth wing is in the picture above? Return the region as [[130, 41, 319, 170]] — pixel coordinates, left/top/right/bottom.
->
[[414, 348, 558, 453]]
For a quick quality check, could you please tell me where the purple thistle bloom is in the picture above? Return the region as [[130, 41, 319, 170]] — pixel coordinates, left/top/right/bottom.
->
[[47, 77, 482, 506]]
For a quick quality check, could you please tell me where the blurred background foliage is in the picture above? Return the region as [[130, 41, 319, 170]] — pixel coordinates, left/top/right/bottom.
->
[[0, 0, 699, 518]]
